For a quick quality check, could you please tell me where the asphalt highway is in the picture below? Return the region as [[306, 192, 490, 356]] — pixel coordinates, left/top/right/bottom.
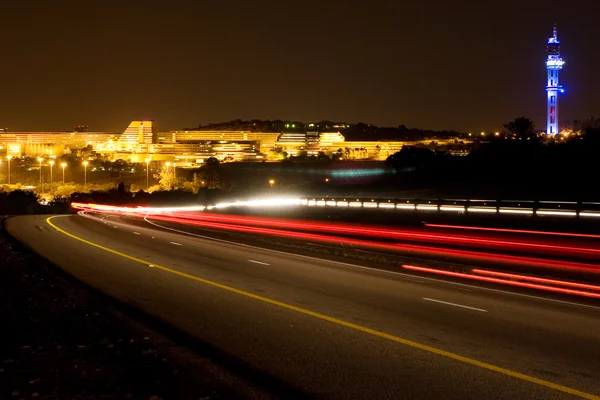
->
[[7, 214, 600, 399]]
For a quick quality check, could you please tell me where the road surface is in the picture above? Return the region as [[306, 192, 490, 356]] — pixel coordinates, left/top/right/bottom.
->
[[6, 214, 600, 399]]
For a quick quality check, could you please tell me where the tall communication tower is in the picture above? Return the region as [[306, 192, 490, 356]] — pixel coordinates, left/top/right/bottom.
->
[[546, 25, 565, 135]]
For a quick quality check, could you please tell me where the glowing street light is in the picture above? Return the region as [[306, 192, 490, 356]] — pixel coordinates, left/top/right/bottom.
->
[[83, 161, 89, 186], [269, 179, 275, 189], [480, 132, 485, 136], [145, 158, 151, 190], [61, 162, 67, 184], [49, 160, 55, 184], [6, 156, 11, 185], [37, 157, 43, 187], [495, 132, 500, 136], [6, 156, 12, 185]]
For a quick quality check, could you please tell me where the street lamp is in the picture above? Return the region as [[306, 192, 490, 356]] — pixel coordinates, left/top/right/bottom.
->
[[83, 161, 89, 186], [61, 162, 67, 184], [6, 156, 11, 185], [145, 158, 151, 190], [269, 179, 275, 189], [37, 157, 43, 188], [49, 160, 55, 185]]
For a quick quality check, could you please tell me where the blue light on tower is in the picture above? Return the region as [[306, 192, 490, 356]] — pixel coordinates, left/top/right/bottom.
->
[[546, 25, 565, 135]]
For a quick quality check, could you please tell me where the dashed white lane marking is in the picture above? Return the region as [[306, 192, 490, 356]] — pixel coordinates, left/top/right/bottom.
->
[[248, 259, 270, 266], [169, 241, 183, 246], [423, 297, 488, 313], [133, 232, 141, 235]]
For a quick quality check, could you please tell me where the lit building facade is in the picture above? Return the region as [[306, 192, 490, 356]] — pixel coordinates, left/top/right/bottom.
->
[[546, 25, 565, 135], [0, 120, 466, 164]]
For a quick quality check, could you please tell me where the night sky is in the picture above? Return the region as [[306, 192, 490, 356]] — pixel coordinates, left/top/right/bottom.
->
[[1, 0, 599, 133]]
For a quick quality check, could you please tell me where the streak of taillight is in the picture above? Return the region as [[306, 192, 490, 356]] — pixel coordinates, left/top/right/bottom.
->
[[148, 214, 600, 273], [169, 212, 600, 256], [472, 269, 600, 292], [402, 265, 600, 299], [424, 223, 600, 240]]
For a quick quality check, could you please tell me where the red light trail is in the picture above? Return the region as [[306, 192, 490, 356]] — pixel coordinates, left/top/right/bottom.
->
[[402, 265, 600, 299], [424, 223, 600, 240], [166, 212, 600, 258], [471, 269, 600, 291], [146, 213, 600, 274]]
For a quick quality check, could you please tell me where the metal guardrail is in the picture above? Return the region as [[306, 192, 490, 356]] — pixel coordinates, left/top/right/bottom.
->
[[300, 198, 600, 218]]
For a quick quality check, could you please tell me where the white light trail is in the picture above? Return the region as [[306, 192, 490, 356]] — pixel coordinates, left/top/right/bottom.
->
[[467, 207, 497, 213], [580, 211, 600, 218], [536, 209, 577, 217], [440, 206, 466, 212], [499, 208, 534, 215]]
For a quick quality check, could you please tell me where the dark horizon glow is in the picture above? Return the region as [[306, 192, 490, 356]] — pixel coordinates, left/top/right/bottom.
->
[[0, 1, 599, 133]]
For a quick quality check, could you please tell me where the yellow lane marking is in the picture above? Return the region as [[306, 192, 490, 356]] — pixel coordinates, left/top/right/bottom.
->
[[46, 216, 599, 400]]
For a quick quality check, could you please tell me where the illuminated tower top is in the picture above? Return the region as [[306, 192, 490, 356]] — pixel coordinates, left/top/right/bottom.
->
[[546, 25, 564, 70], [546, 25, 564, 135]]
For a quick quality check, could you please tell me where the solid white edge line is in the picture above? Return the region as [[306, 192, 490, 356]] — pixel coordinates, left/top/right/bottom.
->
[[137, 215, 600, 311], [248, 259, 270, 266], [423, 297, 488, 312]]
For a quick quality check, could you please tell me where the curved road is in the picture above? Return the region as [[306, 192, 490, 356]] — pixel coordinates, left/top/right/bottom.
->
[[7, 214, 600, 399]]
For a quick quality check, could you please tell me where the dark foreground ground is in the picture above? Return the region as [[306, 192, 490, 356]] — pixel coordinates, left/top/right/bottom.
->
[[0, 218, 262, 400]]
